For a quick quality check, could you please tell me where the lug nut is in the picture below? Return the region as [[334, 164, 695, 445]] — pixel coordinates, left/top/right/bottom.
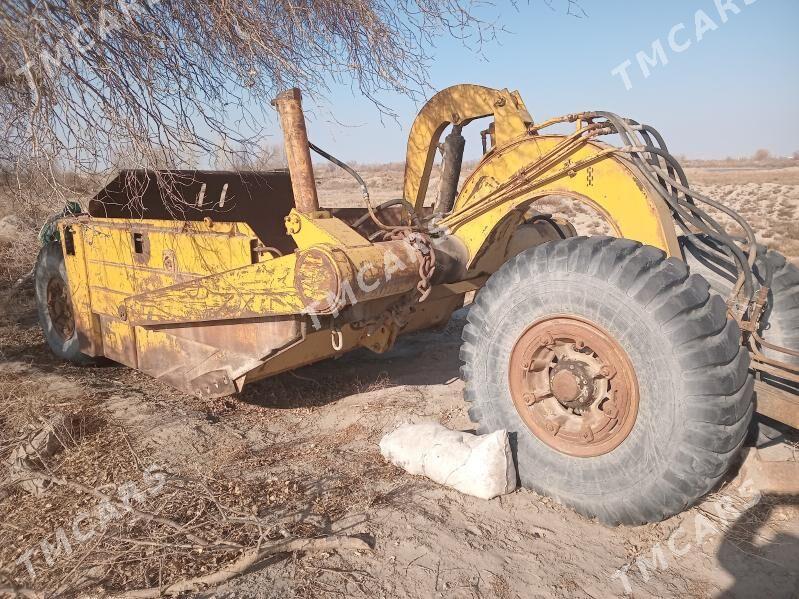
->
[[599, 365, 615, 379], [545, 421, 561, 436], [603, 399, 619, 419]]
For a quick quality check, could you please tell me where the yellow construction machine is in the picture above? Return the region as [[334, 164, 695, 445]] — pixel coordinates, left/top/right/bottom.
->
[[35, 84, 798, 524]]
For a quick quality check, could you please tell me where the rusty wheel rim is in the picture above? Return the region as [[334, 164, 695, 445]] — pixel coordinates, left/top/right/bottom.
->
[[508, 315, 639, 457], [46, 277, 75, 341]]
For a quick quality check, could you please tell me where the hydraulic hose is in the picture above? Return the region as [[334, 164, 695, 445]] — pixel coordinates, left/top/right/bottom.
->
[[588, 111, 756, 300], [308, 141, 419, 231]]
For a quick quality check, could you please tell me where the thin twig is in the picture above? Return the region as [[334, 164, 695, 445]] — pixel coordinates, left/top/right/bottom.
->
[[112, 535, 372, 598]]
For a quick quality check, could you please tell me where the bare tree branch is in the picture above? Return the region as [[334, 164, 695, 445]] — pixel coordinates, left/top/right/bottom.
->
[[0, 0, 582, 200]]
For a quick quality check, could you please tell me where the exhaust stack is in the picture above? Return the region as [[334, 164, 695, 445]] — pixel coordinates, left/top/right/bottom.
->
[[273, 88, 320, 214]]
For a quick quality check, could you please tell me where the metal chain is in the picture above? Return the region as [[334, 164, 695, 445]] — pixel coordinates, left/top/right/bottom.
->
[[382, 228, 436, 302]]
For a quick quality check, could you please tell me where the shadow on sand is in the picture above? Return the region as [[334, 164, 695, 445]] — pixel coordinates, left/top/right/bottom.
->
[[716, 493, 799, 598]]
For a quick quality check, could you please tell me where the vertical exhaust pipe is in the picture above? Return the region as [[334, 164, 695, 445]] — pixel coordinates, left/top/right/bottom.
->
[[272, 88, 320, 214]]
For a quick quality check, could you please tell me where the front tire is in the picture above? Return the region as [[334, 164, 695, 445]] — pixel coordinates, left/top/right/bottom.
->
[[34, 242, 92, 364], [460, 237, 753, 525]]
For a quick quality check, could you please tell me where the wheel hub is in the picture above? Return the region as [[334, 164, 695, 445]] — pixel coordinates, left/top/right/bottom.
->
[[508, 315, 639, 457], [550, 360, 594, 409]]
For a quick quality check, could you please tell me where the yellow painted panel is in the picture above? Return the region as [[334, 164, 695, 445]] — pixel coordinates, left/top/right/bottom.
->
[[65, 217, 262, 320], [99, 316, 137, 368], [124, 254, 303, 325], [448, 136, 679, 263], [88, 286, 136, 318], [289, 210, 370, 249], [88, 262, 194, 296], [81, 218, 254, 277], [59, 223, 103, 355], [403, 84, 533, 210]]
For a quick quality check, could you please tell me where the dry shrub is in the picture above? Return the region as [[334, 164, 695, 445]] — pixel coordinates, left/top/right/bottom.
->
[[0, 170, 101, 285]]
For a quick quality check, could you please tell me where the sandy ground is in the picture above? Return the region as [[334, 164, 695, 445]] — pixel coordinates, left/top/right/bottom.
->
[[0, 165, 797, 598]]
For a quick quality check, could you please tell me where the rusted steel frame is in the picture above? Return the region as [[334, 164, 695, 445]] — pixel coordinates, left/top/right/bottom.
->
[[746, 334, 799, 384], [737, 286, 769, 333], [754, 380, 799, 429], [272, 88, 320, 214], [750, 356, 799, 383], [752, 331, 799, 358], [750, 359, 799, 384]]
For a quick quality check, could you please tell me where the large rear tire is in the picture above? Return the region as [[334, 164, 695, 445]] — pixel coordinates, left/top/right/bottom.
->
[[460, 237, 753, 525], [34, 242, 92, 364], [680, 234, 799, 390]]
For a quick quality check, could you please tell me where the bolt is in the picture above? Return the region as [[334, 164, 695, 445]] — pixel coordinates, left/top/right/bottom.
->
[[581, 428, 594, 442], [522, 360, 531, 370], [545, 421, 561, 436], [575, 340, 585, 350], [603, 399, 619, 419], [285, 213, 302, 234], [599, 365, 615, 379], [523, 392, 537, 406]]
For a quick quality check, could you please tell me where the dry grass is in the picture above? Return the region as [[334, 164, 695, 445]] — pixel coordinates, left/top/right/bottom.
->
[[0, 288, 403, 596], [693, 181, 799, 260], [0, 365, 393, 596]]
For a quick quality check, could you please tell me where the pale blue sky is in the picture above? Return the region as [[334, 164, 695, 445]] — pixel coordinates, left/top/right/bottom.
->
[[276, 0, 798, 164]]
